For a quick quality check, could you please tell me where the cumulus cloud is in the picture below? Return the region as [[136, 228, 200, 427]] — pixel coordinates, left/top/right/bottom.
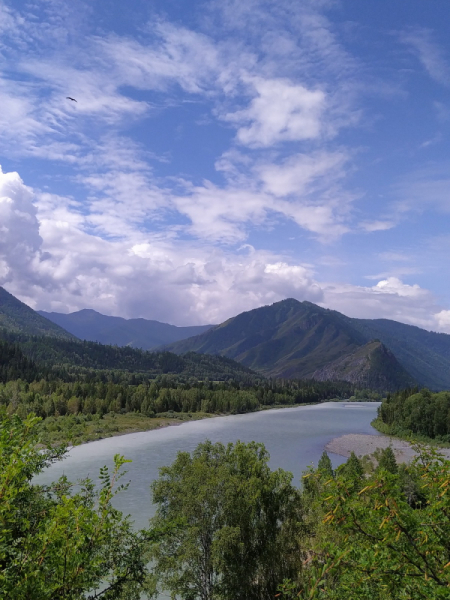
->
[[0, 163, 443, 333], [226, 77, 326, 147], [372, 277, 428, 298], [0, 163, 448, 333], [322, 277, 440, 330], [0, 166, 43, 285]]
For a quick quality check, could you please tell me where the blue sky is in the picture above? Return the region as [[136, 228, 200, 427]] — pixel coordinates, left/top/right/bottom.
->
[[1, 0, 450, 330]]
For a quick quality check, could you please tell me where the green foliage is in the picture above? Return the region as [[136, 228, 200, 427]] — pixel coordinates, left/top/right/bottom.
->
[[378, 387, 450, 441], [0, 328, 259, 381], [168, 298, 450, 390], [317, 451, 333, 477], [340, 451, 364, 481], [165, 299, 372, 380], [0, 410, 155, 599], [0, 365, 353, 445], [0, 339, 43, 383], [350, 317, 450, 391], [284, 447, 450, 599], [150, 440, 304, 600], [377, 446, 398, 474]]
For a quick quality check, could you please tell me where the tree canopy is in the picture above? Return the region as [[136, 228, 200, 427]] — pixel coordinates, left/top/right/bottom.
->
[[150, 440, 304, 600], [0, 410, 154, 599]]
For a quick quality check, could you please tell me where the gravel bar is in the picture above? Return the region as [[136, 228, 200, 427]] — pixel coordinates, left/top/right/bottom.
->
[[326, 433, 450, 463]]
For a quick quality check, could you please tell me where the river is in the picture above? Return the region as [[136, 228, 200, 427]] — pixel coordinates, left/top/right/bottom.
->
[[37, 401, 380, 529]]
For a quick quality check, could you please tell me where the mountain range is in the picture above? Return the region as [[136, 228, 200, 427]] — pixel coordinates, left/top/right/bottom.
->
[[164, 299, 450, 391], [3, 286, 450, 391], [38, 308, 214, 350]]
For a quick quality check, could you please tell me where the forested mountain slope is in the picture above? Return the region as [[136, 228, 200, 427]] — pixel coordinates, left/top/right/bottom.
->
[[38, 308, 215, 350], [0, 329, 259, 382], [166, 299, 450, 390], [346, 317, 450, 391], [0, 287, 76, 340], [165, 299, 367, 378], [313, 340, 416, 391]]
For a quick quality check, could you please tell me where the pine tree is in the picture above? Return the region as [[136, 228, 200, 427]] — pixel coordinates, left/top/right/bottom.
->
[[378, 446, 398, 474], [318, 450, 334, 477]]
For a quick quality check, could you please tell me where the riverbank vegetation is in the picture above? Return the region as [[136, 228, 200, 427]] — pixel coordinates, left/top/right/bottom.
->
[[0, 336, 354, 445], [0, 411, 155, 599], [3, 408, 450, 599], [374, 387, 450, 444]]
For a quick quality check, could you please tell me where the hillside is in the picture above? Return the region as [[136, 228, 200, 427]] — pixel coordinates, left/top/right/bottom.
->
[[312, 341, 416, 391], [165, 298, 450, 390], [38, 309, 215, 350], [165, 299, 367, 378], [0, 329, 259, 382], [0, 287, 76, 340], [346, 317, 450, 391]]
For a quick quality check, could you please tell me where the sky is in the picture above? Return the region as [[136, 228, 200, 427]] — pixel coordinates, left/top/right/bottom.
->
[[1, 0, 450, 330]]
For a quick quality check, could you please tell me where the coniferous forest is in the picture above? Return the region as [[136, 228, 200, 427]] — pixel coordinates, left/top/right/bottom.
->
[[0, 334, 354, 445]]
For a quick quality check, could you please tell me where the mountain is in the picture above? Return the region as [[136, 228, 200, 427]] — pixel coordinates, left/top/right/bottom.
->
[[312, 341, 416, 391], [345, 317, 450, 391], [165, 298, 450, 390], [0, 287, 76, 340], [0, 288, 256, 382], [164, 299, 368, 378], [38, 309, 215, 350]]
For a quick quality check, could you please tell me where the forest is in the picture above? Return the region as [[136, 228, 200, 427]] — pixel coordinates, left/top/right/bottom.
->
[[376, 387, 450, 442], [0, 336, 354, 445]]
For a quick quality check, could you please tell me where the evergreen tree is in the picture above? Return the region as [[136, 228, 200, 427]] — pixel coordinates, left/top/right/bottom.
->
[[342, 451, 364, 479], [377, 446, 398, 474], [317, 451, 334, 477]]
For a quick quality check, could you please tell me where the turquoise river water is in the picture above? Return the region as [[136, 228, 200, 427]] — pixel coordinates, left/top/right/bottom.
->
[[37, 401, 380, 529]]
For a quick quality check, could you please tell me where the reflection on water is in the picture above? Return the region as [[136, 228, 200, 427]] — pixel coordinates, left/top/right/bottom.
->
[[37, 402, 380, 529]]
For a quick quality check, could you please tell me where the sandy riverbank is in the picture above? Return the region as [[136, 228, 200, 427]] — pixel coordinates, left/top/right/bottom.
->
[[326, 433, 450, 463]]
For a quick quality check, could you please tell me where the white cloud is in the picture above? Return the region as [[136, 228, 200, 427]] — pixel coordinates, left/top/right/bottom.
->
[[3, 2, 448, 334], [361, 220, 395, 232], [0, 166, 44, 286], [372, 277, 427, 298], [257, 151, 346, 197], [1, 164, 448, 333], [322, 277, 441, 330], [226, 77, 326, 147], [435, 310, 450, 333]]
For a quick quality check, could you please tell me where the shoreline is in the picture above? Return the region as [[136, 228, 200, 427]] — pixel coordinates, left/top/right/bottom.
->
[[326, 433, 450, 462], [55, 401, 322, 448]]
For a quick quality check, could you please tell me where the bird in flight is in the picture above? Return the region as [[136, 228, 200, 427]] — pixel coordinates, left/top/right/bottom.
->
[[66, 96, 77, 102]]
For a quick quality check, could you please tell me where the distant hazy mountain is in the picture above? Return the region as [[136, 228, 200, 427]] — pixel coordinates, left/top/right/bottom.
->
[[0, 287, 76, 340], [38, 308, 215, 350], [165, 298, 450, 390]]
